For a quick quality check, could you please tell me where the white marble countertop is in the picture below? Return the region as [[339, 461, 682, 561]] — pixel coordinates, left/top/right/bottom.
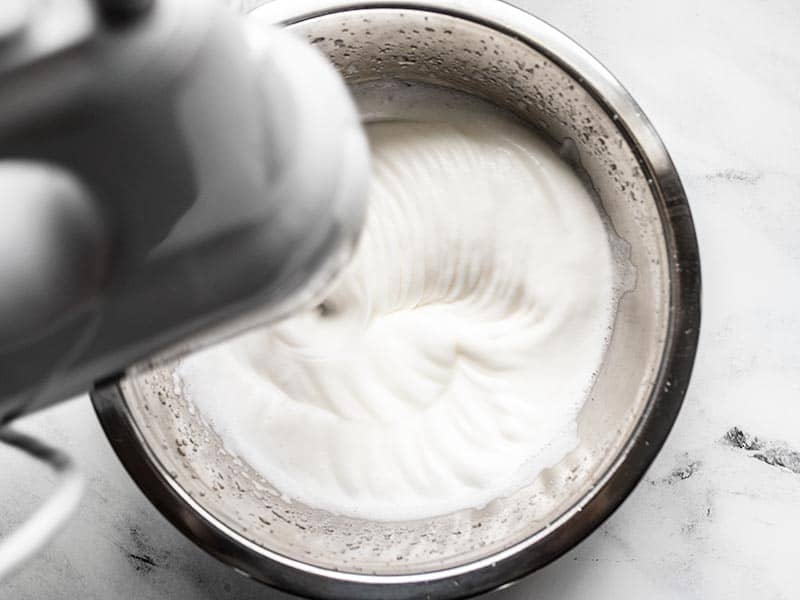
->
[[2, 0, 799, 598]]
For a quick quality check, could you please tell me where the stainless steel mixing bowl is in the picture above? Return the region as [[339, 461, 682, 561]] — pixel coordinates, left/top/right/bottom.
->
[[92, 1, 701, 598]]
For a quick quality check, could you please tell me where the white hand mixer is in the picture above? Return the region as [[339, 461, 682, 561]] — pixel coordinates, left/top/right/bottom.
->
[[0, 0, 368, 578]]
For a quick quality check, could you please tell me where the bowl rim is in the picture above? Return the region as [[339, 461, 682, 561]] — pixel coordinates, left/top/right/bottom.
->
[[92, 1, 701, 598]]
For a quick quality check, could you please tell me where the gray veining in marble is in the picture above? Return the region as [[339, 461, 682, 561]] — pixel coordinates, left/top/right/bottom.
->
[[1, 0, 799, 598]]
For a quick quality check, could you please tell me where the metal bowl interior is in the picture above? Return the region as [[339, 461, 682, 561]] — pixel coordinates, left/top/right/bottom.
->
[[92, 2, 700, 599]]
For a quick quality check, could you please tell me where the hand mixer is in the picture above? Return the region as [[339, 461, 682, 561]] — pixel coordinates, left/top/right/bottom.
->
[[0, 0, 368, 578]]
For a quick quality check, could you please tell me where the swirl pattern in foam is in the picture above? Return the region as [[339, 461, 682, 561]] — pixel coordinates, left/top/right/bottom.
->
[[178, 111, 615, 521]]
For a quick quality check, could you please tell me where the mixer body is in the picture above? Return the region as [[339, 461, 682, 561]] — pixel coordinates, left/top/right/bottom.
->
[[0, 0, 368, 422]]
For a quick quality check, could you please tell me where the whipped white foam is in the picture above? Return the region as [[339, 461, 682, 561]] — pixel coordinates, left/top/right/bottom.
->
[[178, 109, 615, 521]]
